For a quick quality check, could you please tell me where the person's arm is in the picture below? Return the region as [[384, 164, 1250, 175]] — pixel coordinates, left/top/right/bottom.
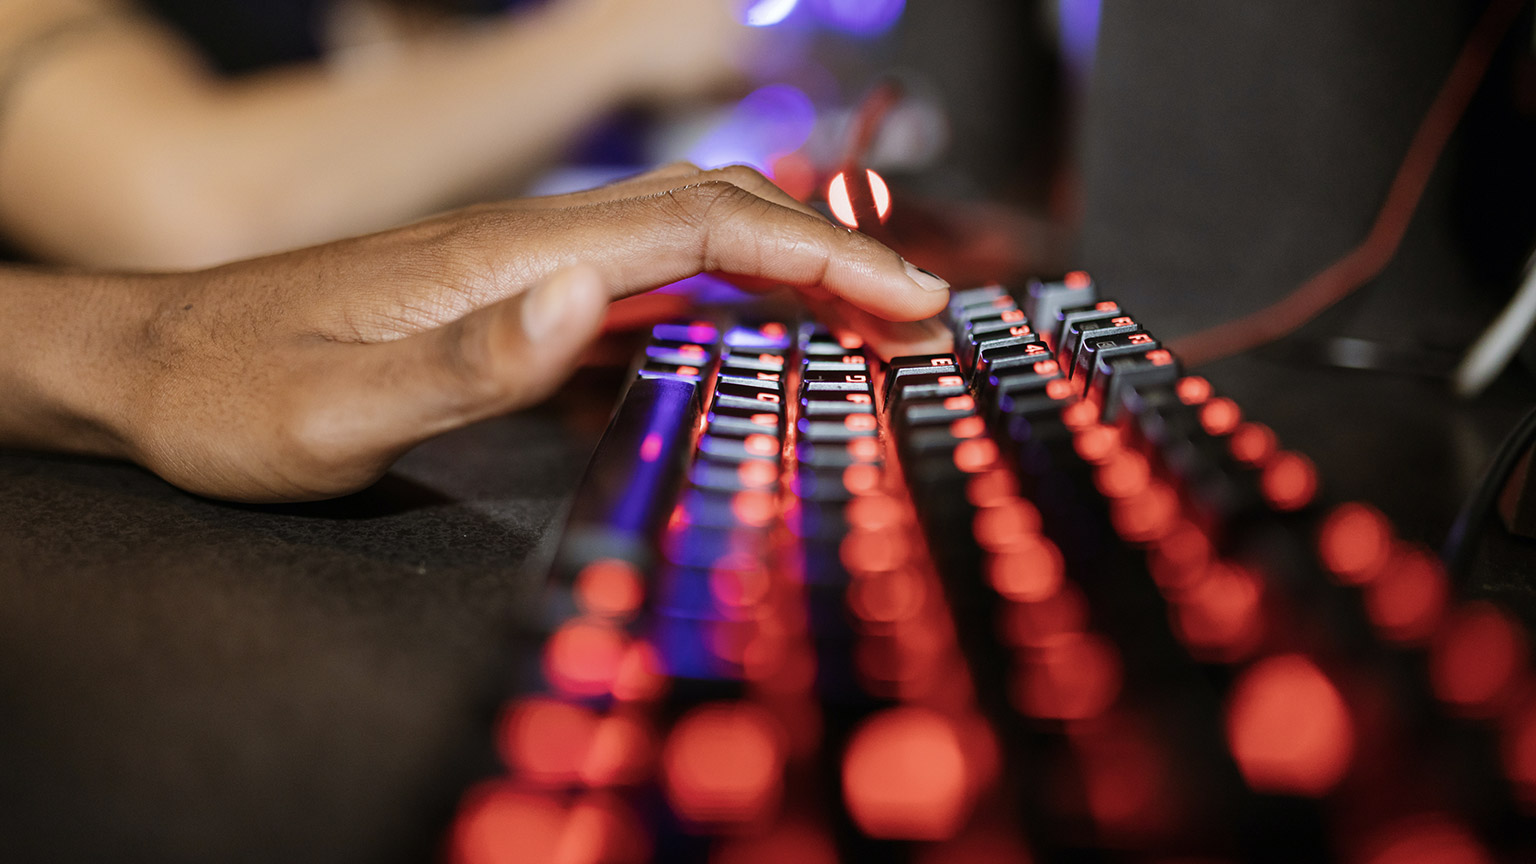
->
[[0, 0, 753, 270], [0, 164, 951, 502]]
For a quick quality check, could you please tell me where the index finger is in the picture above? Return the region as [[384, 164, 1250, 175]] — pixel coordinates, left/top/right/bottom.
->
[[483, 181, 952, 322]]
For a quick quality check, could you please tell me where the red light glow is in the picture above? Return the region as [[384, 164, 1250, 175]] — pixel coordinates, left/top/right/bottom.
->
[[1061, 401, 1098, 430], [974, 499, 1044, 550], [867, 169, 892, 220], [998, 584, 1088, 648], [1361, 545, 1447, 643], [745, 434, 780, 457], [1095, 449, 1151, 499], [731, 490, 778, 528], [1225, 654, 1353, 796], [662, 703, 784, 824], [953, 438, 1001, 473], [574, 559, 644, 619], [827, 169, 893, 229], [544, 618, 628, 697], [849, 568, 928, 624], [1064, 271, 1091, 289], [1073, 425, 1121, 464], [1228, 421, 1277, 465], [1261, 452, 1318, 511], [553, 794, 650, 864], [449, 782, 565, 864], [1172, 564, 1265, 662], [1149, 521, 1212, 595], [988, 536, 1065, 603], [1429, 603, 1527, 716], [639, 433, 663, 463], [498, 698, 598, 785], [1176, 376, 1212, 406], [1110, 481, 1180, 543], [710, 564, 772, 613], [966, 469, 1020, 508], [847, 493, 904, 533], [612, 642, 666, 702], [1199, 398, 1242, 436], [738, 459, 778, 489], [843, 463, 882, 494], [841, 529, 907, 574], [951, 416, 985, 439], [842, 707, 971, 840], [1318, 502, 1392, 584], [1360, 816, 1492, 864], [849, 437, 882, 462], [1014, 632, 1122, 720], [577, 715, 652, 787]]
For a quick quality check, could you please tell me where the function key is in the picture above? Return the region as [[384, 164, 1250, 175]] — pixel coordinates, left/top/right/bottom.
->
[[1024, 271, 1097, 348], [1092, 347, 1181, 422], [1073, 330, 1161, 388], [1049, 300, 1123, 354], [1062, 310, 1139, 367]]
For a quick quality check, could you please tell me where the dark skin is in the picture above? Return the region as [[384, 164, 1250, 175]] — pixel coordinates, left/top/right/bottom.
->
[[0, 164, 951, 502]]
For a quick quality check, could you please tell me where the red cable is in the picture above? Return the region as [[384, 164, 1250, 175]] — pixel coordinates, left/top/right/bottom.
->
[[1171, 0, 1530, 368]]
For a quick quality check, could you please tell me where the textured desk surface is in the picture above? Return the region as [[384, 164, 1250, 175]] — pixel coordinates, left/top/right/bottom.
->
[[4, 347, 1536, 864]]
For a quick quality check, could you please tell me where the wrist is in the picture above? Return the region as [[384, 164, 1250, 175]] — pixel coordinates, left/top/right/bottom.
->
[[0, 266, 161, 461]]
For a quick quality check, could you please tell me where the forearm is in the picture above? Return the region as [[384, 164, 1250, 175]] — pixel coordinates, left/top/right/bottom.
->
[[0, 5, 638, 270], [0, 266, 150, 459], [201, 9, 636, 256]]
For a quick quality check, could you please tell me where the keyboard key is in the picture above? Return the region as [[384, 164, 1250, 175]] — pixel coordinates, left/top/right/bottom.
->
[[1024, 271, 1097, 348]]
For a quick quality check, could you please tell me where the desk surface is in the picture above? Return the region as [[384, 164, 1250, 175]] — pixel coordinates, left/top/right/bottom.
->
[[1, 356, 1534, 863]]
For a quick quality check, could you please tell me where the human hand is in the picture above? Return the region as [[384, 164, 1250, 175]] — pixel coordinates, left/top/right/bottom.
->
[[51, 164, 947, 502]]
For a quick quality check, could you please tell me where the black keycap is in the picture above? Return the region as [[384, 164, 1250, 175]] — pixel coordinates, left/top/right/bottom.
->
[[698, 433, 782, 462], [1062, 311, 1139, 366], [552, 376, 700, 576], [1091, 346, 1181, 422], [800, 392, 877, 416], [974, 341, 1053, 383], [1073, 330, 1161, 388], [888, 371, 968, 404], [1024, 271, 1097, 348], [883, 354, 960, 406], [897, 395, 978, 429]]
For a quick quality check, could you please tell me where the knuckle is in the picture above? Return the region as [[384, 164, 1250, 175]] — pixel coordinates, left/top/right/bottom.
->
[[671, 180, 761, 221], [658, 160, 703, 176]]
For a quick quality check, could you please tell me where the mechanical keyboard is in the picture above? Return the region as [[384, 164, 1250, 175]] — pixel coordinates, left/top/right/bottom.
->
[[447, 274, 1536, 863]]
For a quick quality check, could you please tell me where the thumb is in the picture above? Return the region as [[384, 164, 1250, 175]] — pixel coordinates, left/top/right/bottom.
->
[[318, 265, 611, 463]]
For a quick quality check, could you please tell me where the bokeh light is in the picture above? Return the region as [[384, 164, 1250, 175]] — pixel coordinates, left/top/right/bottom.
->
[[689, 84, 817, 172], [744, 0, 800, 28], [812, 0, 906, 36]]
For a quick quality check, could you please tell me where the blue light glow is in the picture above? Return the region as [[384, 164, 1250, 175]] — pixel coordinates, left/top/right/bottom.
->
[[1059, 0, 1103, 78], [687, 84, 817, 171], [744, 0, 799, 27], [812, 0, 904, 36]]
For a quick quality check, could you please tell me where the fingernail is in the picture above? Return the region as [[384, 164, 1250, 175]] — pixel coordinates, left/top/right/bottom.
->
[[521, 272, 576, 343], [903, 260, 950, 293]]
